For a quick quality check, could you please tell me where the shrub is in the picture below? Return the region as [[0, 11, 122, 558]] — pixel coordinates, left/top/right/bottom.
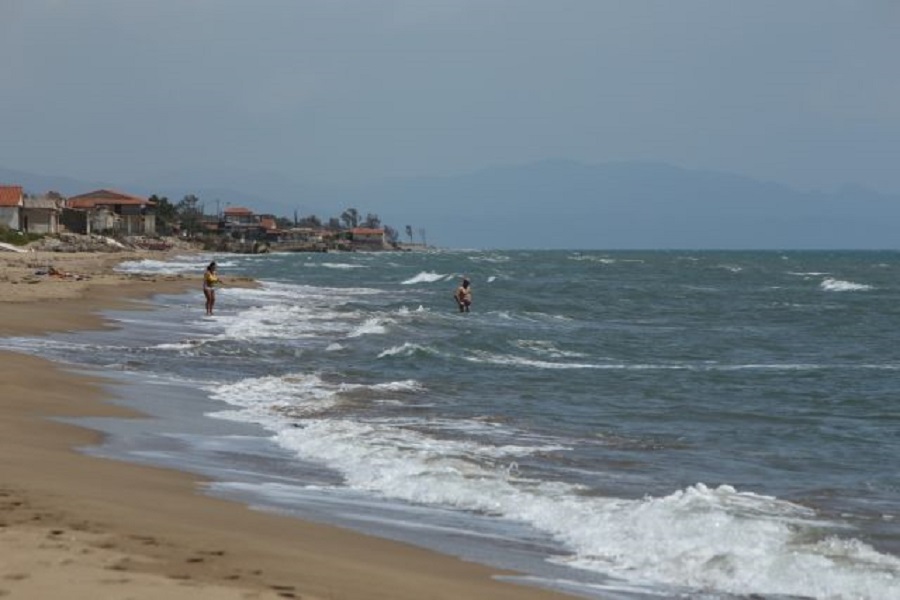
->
[[0, 229, 44, 246]]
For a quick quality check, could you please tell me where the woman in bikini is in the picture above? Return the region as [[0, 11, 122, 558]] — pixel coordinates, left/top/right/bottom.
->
[[203, 261, 222, 315]]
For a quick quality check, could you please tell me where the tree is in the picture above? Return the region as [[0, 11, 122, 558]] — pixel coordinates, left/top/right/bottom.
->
[[384, 225, 399, 244], [340, 208, 359, 229], [297, 214, 322, 228], [361, 213, 381, 229], [149, 194, 177, 235], [176, 194, 204, 236], [405, 225, 413, 244]]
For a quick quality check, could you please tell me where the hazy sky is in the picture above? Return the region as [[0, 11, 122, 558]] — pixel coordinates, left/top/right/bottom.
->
[[2, 0, 899, 193]]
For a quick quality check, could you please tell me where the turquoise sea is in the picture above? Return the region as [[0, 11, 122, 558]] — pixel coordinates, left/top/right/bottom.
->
[[3, 250, 899, 599]]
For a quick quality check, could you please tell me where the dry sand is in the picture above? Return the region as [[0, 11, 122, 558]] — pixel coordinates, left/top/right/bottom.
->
[[0, 250, 579, 600]]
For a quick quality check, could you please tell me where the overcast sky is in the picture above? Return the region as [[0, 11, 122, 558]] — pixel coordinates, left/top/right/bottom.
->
[[2, 0, 899, 194]]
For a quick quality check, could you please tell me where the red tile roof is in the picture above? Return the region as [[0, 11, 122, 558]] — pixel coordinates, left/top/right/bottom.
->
[[224, 206, 253, 215], [0, 185, 23, 208], [67, 189, 152, 209], [351, 228, 385, 235]]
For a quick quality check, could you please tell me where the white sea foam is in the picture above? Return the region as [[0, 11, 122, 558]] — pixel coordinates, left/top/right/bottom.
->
[[207, 372, 342, 418], [339, 379, 424, 394], [115, 255, 211, 275], [716, 264, 743, 273], [401, 271, 448, 284], [788, 271, 831, 277], [553, 484, 900, 598], [151, 341, 203, 351], [230, 405, 900, 599], [493, 310, 574, 324], [466, 351, 601, 370], [346, 317, 389, 338], [513, 339, 587, 359], [253, 410, 900, 598], [201, 281, 387, 341], [820, 278, 873, 292], [468, 254, 510, 263], [308, 262, 366, 269], [378, 342, 438, 358], [220, 303, 357, 340], [568, 254, 618, 264], [208, 373, 426, 421], [258, 280, 382, 300], [396, 305, 428, 315], [461, 353, 861, 373]]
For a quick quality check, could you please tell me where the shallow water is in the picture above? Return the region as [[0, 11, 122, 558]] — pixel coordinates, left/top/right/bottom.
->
[[4, 249, 899, 599]]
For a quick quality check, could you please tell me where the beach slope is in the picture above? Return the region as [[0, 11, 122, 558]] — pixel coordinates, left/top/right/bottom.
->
[[0, 251, 577, 600]]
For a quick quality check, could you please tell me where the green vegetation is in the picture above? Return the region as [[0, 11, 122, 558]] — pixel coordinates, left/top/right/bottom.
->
[[148, 193, 407, 246], [0, 226, 43, 246]]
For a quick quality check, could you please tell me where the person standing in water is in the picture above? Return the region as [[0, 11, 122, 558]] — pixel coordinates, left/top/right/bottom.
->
[[454, 277, 472, 313], [203, 261, 223, 315]]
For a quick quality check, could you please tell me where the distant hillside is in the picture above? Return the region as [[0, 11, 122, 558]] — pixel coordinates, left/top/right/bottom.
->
[[0, 167, 109, 197], [356, 161, 900, 249], [4, 161, 900, 249], [125, 167, 336, 218]]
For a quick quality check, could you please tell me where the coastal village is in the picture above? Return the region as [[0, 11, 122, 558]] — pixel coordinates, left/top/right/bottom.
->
[[0, 184, 416, 254]]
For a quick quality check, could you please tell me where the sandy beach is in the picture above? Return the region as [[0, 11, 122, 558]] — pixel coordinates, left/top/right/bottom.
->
[[0, 250, 578, 600]]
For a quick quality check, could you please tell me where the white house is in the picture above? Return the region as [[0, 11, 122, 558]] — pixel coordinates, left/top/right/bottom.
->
[[0, 185, 23, 230]]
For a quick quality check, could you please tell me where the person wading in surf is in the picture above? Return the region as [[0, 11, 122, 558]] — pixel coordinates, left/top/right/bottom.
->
[[203, 261, 223, 315], [454, 277, 472, 313]]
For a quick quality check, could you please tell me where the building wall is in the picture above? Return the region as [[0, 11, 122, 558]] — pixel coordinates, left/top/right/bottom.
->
[[89, 208, 116, 234], [352, 233, 386, 247], [0, 207, 20, 230], [60, 209, 88, 234], [62, 207, 156, 235], [21, 209, 58, 234], [120, 213, 156, 235]]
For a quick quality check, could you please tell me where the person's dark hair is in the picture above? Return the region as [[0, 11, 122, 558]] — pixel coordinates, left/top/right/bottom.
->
[[462, 279, 470, 288], [208, 261, 217, 271]]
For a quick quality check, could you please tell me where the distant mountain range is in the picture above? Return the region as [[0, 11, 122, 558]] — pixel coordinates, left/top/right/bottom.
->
[[3, 160, 899, 250]]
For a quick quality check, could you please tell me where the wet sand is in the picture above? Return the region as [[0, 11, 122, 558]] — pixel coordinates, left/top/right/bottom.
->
[[0, 250, 578, 600]]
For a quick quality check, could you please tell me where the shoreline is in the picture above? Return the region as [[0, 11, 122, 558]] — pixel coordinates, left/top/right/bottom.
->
[[0, 250, 579, 600]]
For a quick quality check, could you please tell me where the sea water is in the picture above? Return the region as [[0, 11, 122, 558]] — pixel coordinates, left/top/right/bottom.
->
[[3, 250, 899, 599]]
